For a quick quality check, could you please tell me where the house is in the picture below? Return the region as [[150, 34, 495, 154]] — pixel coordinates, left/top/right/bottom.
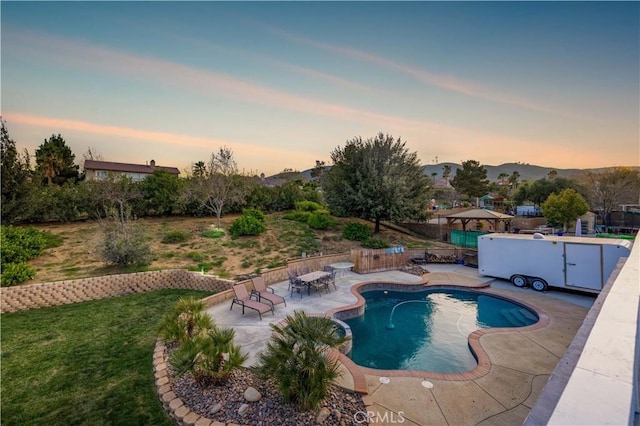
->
[[84, 160, 180, 182]]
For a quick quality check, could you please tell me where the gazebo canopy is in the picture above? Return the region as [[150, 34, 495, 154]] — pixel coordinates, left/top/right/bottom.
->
[[445, 209, 514, 231]]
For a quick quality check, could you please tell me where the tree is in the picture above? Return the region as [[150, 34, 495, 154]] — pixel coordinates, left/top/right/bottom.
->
[[442, 164, 452, 182], [541, 188, 589, 231], [1, 119, 32, 223], [310, 160, 327, 182], [579, 167, 640, 227], [192, 161, 207, 178], [185, 147, 247, 228], [508, 171, 521, 190], [450, 160, 489, 200], [254, 311, 348, 409], [514, 177, 580, 206], [35, 134, 79, 185], [140, 170, 182, 216], [322, 133, 431, 233]]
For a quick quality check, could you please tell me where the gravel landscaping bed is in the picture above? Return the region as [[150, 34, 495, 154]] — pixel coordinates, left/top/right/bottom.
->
[[172, 368, 368, 425]]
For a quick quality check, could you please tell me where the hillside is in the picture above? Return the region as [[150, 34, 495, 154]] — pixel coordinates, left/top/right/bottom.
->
[[272, 163, 631, 183]]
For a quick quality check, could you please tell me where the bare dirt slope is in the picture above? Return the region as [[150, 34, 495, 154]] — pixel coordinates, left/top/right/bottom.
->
[[27, 214, 439, 284]]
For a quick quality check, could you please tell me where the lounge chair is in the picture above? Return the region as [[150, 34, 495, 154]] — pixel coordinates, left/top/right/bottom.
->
[[251, 276, 286, 308], [230, 284, 273, 320], [411, 250, 427, 265]]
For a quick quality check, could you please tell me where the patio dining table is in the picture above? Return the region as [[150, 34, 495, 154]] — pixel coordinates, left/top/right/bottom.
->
[[296, 271, 331, 295]]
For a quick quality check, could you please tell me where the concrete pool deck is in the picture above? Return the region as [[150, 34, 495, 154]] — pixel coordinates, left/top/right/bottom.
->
[[205, 264, 594, 426]]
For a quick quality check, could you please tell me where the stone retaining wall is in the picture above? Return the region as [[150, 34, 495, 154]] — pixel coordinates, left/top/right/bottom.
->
[[0, 270, 234, 314]]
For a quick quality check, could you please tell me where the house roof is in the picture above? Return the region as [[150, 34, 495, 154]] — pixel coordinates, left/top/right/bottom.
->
[[84, 160, 180, 175], [445, 209, 513, 220]]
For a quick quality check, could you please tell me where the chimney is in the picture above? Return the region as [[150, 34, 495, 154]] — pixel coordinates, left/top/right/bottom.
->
[[150, 159, 156, 168]]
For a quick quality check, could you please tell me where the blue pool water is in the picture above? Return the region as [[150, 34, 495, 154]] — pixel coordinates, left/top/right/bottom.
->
[[343, 289, 538, 373]]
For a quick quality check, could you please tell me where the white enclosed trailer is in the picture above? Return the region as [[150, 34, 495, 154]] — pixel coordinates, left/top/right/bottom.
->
[[477, 233, 632, 293]]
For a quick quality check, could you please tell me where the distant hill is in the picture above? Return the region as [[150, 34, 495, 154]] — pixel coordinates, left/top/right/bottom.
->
[[422, 162, 590, 181], [270, 163, 634, 183]]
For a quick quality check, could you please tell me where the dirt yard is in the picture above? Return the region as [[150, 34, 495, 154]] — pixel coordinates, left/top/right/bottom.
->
[[27, 213, 439, 284]]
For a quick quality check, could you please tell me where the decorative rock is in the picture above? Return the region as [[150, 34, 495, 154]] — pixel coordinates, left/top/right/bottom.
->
[[238, 403, 249, 415], [208, 402, 223, 415], [244, 386, 262, 402], [331, 408, 342, 420], [316, 407, 331, 424]]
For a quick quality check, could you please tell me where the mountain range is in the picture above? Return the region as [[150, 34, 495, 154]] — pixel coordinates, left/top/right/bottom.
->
[[277, 163, 623, 182]]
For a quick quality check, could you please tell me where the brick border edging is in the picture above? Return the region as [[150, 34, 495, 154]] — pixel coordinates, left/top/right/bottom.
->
[[326, 278, 550, 384], [154, 339, 220, 426]]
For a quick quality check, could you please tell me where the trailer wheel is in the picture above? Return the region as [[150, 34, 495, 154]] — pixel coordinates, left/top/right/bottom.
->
[[531, 278, 548, 292], [510, 275, 527, 288]]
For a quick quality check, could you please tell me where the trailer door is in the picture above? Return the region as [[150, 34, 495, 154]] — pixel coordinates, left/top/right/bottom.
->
[[565, 243, 603, 290]]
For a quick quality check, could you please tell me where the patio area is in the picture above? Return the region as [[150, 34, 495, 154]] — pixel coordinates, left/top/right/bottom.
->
[[205, 264, 594, 426]]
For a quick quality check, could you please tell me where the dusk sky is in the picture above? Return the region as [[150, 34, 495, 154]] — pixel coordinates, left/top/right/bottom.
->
[[2, 2, 639, 176]]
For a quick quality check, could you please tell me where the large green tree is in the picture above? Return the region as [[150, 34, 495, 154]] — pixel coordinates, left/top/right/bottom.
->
[[541, 188, 589, 231], [322, 133, 431, 233], [450, 160, 489, 200], [513, 177, 580, 206], [140, 170, 182, 216], [35, 134, 79, 185], [1, 119, 32, 223], [578, 167, 640, 225]]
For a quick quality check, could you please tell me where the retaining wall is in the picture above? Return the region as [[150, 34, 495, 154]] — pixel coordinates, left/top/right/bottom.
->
[[0, 270, 235, 314], [0, 253, 352, 315]]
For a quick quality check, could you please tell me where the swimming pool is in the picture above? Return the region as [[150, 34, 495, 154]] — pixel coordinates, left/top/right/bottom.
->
[[343, 288, 539, 373]]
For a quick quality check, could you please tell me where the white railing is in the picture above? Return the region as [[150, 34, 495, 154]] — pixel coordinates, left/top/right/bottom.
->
[[525, 234, 639, 425]]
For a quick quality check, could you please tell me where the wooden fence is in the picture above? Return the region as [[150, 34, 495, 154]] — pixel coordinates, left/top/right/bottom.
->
[[351, 247, 408, 274]]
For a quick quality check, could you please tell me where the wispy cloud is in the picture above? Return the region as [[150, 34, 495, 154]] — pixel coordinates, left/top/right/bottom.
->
[[3, 29, 485, 139], [3, 112, 285, 159], [264, 25, 568, 115]]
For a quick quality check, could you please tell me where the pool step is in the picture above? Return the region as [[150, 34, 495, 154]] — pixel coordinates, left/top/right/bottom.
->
[[500, 308, 536, 326]]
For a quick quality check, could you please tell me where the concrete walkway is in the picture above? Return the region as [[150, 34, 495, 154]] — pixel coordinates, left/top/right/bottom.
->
[[205, 265, 594, 426]]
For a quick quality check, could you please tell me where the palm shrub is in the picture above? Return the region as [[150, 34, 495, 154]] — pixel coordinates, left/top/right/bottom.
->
[[158, 297, 211, 344], [254, 311, 349, 409], [170, 327, 248, 384], [159, 297, 248, 384]]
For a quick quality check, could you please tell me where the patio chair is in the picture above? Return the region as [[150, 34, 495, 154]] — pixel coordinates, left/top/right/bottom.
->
[[230, 284, 273, 320], [320, 267, 337, 291], [298, 266, 310, 275], [289, 276, 308, 298], [251, 276, 286, 308]]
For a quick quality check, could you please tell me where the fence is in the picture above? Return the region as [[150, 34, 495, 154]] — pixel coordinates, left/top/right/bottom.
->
[[351, 247, 408, 273], [450, 230, 491, 248]]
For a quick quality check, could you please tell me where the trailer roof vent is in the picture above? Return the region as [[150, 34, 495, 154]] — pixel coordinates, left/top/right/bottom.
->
[[533, 233, 545, 239]]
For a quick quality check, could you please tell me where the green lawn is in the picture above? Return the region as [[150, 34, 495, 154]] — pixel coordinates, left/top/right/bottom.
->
[[1, 289, 212, 425]]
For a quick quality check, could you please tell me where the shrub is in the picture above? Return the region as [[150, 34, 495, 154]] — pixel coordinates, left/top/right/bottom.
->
[[283, 210, 311, 222], [201, 229, 225, 239], [160, 297, 248, 384], [228, 215, 266, 239], [1, 262, 35, 287], [254, 311, 349, 410], [161, 230, 190, 244], [185, 251, 204, 262], [158, 297, 210, 344], [242, 208, 266, 223], [1, 225, 46, 265], [342, 222, 371, 242], [294, 201, 324, 212], [361, 237, 389, 249], [98, 211, 152, 267], [307, 212, 331, 230]]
